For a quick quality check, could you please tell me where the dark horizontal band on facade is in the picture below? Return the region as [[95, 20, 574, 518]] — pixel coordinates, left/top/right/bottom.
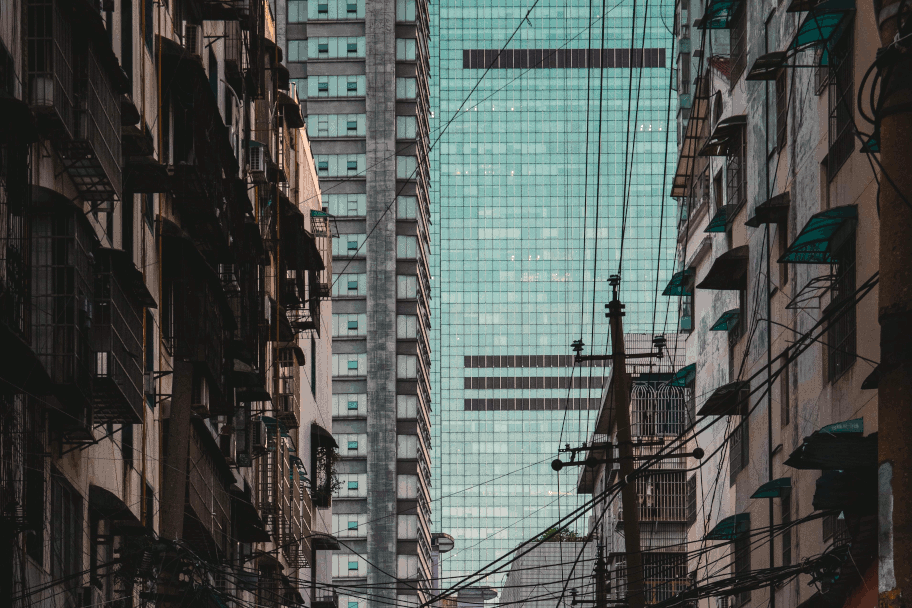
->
[[462, 48, 667, 70], [463, 376, 604, 390], [464, 355, 608, 368], [464, 398, 601, 411]]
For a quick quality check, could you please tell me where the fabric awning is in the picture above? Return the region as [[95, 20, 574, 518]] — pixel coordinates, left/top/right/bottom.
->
[[746, 192, 791, 227], [705, 513, 750, 540], [751, 477, 792, 499], [779, 205, 856, 264], [697, 381, 749, 416], [668, 363, 696, 387], [662, 268, 695, 296], [698, 0, 744, 29], [312, 422, 338, 449], [710, 309, 741, 331], [699, 115, 747, 156], [697, 245, 749, 291], [785, 430, 877, 470]]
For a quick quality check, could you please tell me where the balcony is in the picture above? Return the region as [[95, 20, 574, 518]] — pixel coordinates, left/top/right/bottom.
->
[[31, 187, 99, 441], [92, 248, 156, 424], [275, 348, 301, 429]]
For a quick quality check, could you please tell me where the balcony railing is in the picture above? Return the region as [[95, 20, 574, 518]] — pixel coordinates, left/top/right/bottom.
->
[[28, 0, 76, 138]]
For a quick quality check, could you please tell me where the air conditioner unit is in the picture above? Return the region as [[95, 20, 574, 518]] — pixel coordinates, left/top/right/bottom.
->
[[220, 432, 236, 464], [249, 144, 266, 181], [183, 23, 202, 58], [251, 418, 269, 453], [191, 374, 210, 418]]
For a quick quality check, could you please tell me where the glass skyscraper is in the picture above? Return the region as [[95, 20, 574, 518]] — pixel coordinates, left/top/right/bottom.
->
[[429, 0, 678, 591]]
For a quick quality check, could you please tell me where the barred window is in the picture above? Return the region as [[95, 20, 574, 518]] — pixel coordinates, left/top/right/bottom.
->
[[729, 3, 747, 84], [822, 513, 849, 545], [776, 70, 788, 150], [782, 489, 792, 567], [729, 417, 749, 485], [828, 25, 854, 181], [637, 472, 686, 522], [733, 532, 751, 606], [827, 235, 856, 381], [686, 475, 697, 527], [726, 126, 746, 212]]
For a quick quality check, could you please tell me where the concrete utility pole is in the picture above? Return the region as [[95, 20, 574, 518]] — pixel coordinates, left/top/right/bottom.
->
[[595, 544, 608, 608], [875, 2, 912, 607], [606, 277, 645, 608]]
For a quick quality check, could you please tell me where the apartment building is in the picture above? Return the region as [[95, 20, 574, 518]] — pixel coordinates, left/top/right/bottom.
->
[[0, 1, 336, 607], [277, 1, 435, 606], [665, 1, 879, 608]]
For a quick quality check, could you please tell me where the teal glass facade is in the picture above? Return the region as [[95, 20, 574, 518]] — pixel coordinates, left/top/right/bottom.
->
[[429, 0, 678, 590]]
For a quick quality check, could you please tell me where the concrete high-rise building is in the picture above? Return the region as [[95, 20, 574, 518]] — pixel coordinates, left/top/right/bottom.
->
[[429, 0, 678, 592], [279, 1, 434, 606]]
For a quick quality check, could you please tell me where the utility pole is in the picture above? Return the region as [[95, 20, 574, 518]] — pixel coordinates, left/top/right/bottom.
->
[[876, 2, 912, 607], [606, 276, 645, 608]]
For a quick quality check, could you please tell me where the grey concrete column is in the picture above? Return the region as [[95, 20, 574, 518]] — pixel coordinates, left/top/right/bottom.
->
[[365, 0, 399, 605]]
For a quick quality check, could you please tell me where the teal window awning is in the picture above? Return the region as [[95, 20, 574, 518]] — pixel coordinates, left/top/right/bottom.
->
[[790, 0, 855, 57], [261, 415, 291, 438], [699, 0, 744, 29], [751, 477, 792, 499], [705, 205, 734, 233], [668, 363, 696, 387], [662, 268, 695, 296], [710, 309, 741, 331], [697, 245, 749, 291], [785, 423, 876, 471], [697, 380, 749, 416], [820, 417, 863, 434], [779, 205, 857, 264], [705, 513, 750, 540]]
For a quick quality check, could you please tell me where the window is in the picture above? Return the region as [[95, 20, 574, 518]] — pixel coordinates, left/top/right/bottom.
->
[[726, 125, 747, 211], [348, 3, 357, 13], [318, 161, 329, 171], [348, 521, 358, 530], [347, 160, 358, 171], [348, 281, 358, 290], [397, 355, 418, 379], [333, 354, 366, 376], [347, 120, 357, 130], [318, 43, 329, 53], [333, 393, 366, 416], [397, 315, 418, 338], [397, 235, 418, 259], [828, 25, 854, 180], [397, 155, 418, 179], [397, 38, 417, 60], [333, 554, 365, 577], [318, 81, 329, 91], [685, 475, 697, 526], [396, 77, 417, 99], [398, 515, 419, 539], [780, 361, 790, 426], [347, 81, 358, 91], [397, 395, 418, 419], [733, 531, 751, 606], [348, 361, 358, 370], [51, 474, 83, 602], [348, 400, 358, 410], [396, 0, 416, 21], [398, 474, 419, 498], [397, 116, 418, 139], [318, 3, 329, 14], [398, 275, 418, 298], [730, 416, 750, 484], [348, 241, 357, 251], [332, 272, 366, 296], [348, 561, 358, 570], [397, 554, 420, 578], [827, 235, 856, 381], [776, 70, 788, 150], [398, 195, 418, 218], [347, 440, 358, 450], [729, 3, 747, 84], [289, 0, 307, 21], [782, 489, 792, 567], [397, 434, 419, 459], [822, 513, 849, 544], [347, 481, 359, 490], [325, 194, 367, 217], [347, 42, 358, 53]]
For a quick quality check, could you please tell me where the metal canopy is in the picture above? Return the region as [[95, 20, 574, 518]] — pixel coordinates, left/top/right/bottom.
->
[[697, 245, 749, 291], [710, 309, 741, 331], [746, 192, 791, 227], [699, 0, 744, 29], [668, 363, 696, 387], [779, 205, 857, 264], [312, 422, 339, 449], [261, 415, 291, 438], [697, 380, 749, 416], [671, 75, 711, 197], [751, 477, 792, 499], [699, 115, 747, 157], [813, 469, 876, 513], [705, 513, 750, 540], [785, 431, 877, 470], [662, 268, 695, 296], [820, 418, 863, 434], [746, 51, 790, 81]]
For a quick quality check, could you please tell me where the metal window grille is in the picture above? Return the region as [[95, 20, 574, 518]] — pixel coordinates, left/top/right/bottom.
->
[[782, 489, 792, 567], [828, 26, 854, 181], [729, 417, 749, 484], [733, 533, 751, 606], [613, 553, 688, 605], [686, 475, 697, 526], [729, 4, 747, 84], [632, 383, 687, 437], [27, 0, 75, 137], [0, 146, 31, 338], [637, 472, 686, 522], [726, 127, 746, 212], [822, 513, 849, 545], [827, 237, 856, 381], [776, 70, 788, 150]]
